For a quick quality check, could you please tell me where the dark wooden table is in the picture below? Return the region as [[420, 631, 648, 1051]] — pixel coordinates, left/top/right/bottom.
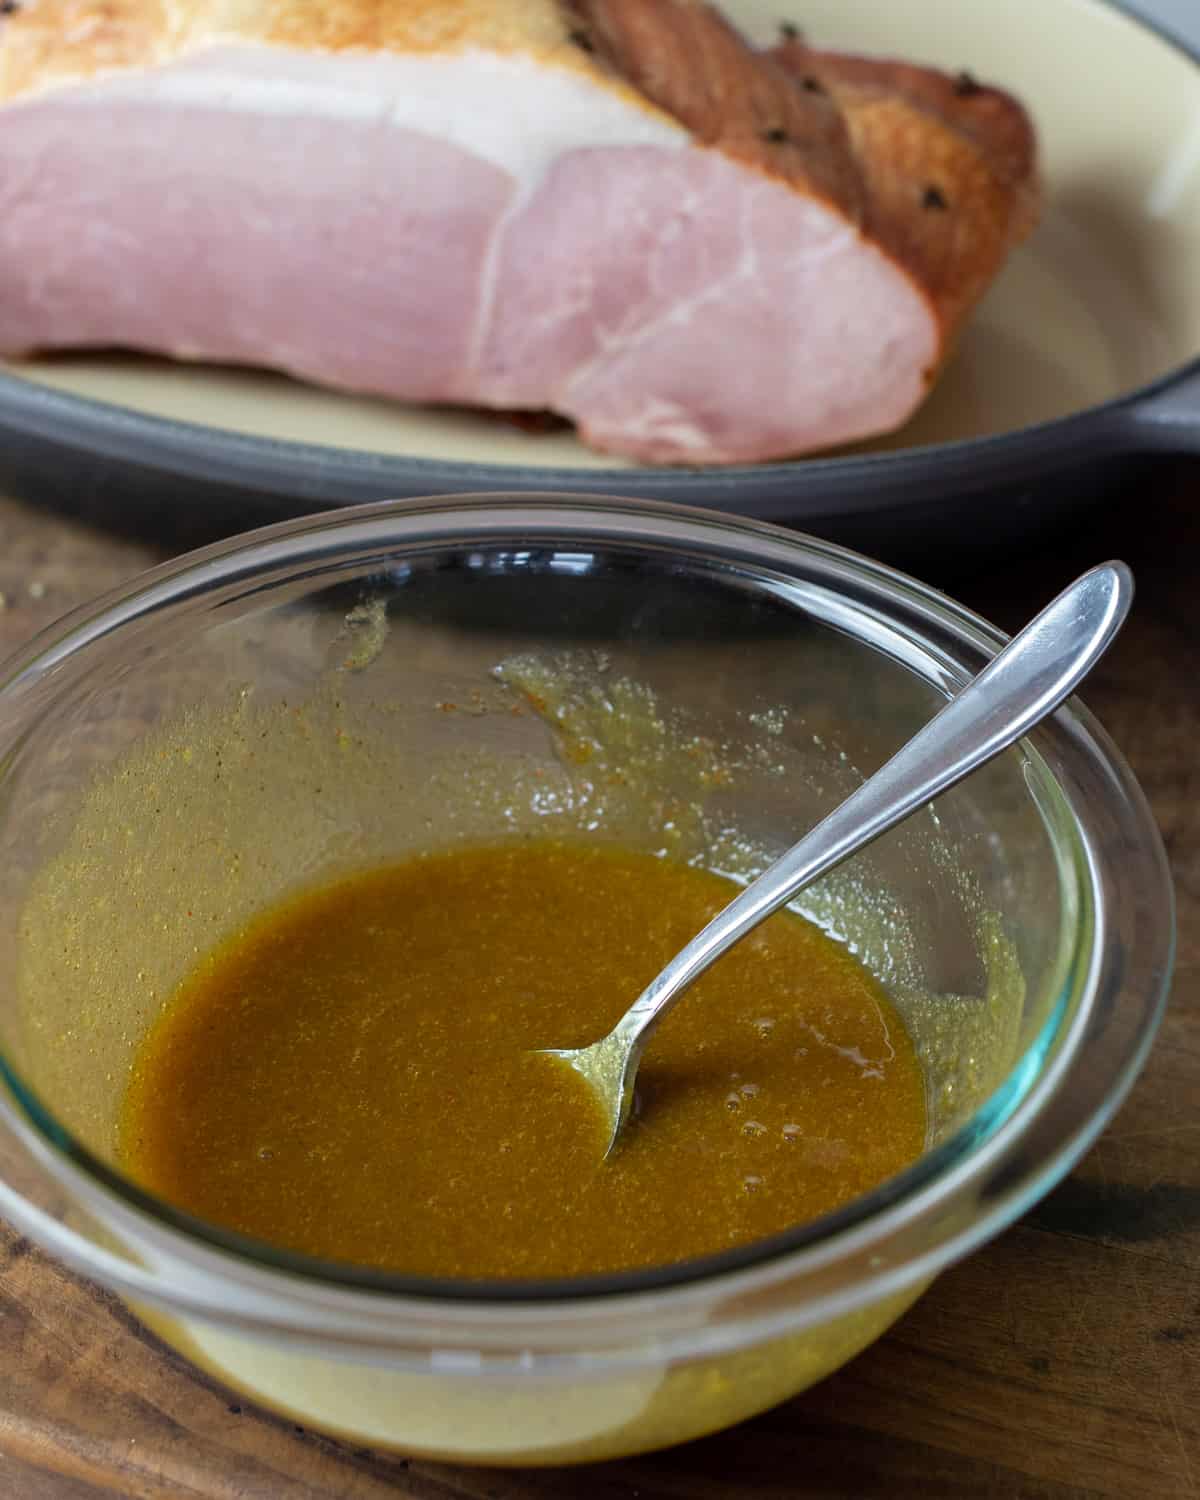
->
[[0, 475, 1196, 1499]]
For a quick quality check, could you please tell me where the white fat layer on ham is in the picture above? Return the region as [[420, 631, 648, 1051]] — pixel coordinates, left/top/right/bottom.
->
[[0, 43, 939, 462], [47, 45, 690, 178]]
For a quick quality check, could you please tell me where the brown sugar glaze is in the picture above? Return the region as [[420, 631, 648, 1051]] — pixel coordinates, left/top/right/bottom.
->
[[120, 840, 926, 1279]]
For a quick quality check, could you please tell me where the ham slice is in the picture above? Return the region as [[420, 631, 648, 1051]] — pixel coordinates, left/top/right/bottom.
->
[[0, 0, 1039, 465]]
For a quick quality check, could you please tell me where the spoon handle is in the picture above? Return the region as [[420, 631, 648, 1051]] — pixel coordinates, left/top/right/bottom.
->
[[615, 560, 1132, 1058]]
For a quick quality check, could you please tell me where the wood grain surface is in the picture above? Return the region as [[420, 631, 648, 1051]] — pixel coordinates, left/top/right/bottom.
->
[[0, 474, 1196, 1499]]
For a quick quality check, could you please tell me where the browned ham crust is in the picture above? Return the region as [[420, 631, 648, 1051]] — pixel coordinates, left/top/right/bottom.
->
[[771, 38, 1040, 347]]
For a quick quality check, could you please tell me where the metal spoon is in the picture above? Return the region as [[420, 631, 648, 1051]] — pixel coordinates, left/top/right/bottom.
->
[[540, 561, 1132, 1159]]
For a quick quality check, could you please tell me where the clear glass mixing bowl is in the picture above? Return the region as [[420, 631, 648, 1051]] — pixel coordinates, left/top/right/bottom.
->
[[0, 496, 1173, 1464]]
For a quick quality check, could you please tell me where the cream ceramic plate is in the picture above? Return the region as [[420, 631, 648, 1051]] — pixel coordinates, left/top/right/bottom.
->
[[1, 0, 1199, 546]]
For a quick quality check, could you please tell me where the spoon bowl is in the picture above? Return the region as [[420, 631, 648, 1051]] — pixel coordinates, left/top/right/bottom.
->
[[542, 561, 1133, 1159]]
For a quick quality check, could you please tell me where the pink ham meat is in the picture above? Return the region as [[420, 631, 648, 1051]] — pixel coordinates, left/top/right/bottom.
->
[[0, 0, 1039, 465]]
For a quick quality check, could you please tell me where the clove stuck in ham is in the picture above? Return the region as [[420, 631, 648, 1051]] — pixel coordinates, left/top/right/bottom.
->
[[0, 0, 1039, 465]]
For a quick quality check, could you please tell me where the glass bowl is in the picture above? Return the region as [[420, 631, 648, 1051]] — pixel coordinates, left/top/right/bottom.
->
[[0, 496, 1173, 1465]]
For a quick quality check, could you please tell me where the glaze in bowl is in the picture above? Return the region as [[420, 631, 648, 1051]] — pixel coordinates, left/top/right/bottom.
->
[[0, 497, 1173, 1462]]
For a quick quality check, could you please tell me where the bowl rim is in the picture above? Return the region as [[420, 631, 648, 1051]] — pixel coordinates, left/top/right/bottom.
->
[[0, 495, 1175, 1356]]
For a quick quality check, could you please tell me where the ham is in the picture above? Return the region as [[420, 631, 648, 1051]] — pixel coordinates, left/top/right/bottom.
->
[[0, 0, 1039, 465]]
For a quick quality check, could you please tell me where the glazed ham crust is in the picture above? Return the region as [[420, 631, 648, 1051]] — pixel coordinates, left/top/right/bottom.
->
[[0, 0, 1039, 465], [769, 39, 1040, 347]]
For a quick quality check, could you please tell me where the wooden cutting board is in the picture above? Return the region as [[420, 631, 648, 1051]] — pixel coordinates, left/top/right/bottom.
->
[[0, 479, 1195, 1500]]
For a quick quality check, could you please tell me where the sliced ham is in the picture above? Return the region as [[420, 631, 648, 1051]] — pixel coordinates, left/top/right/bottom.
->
[[0, 0, 1039, 465]]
